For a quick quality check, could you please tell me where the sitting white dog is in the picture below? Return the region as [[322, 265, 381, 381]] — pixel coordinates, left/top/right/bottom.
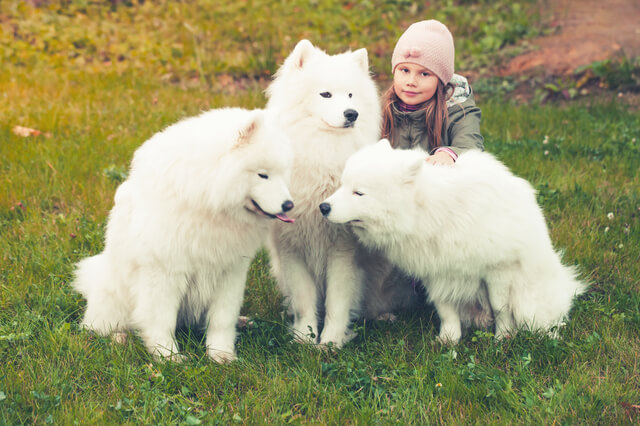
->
[[265, 40, 381, 347], [73, 108, 294, 362], [321, 139, 586, 343]]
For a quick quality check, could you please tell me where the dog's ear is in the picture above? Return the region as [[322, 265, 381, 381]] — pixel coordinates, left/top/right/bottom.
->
[[403, 156, 423, 184], [352, 48, 369, 73], [288, 39, 316, 70], [235, 111, 263, 149]]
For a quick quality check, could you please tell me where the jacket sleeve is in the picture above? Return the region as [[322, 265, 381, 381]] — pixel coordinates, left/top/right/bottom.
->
[[445, 92, 485, 156]]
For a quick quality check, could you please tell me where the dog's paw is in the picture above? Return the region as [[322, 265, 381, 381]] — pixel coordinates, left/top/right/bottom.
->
[[291, 333, 317, 345], [152, 350, 186, 363], [546, 321, 566, 340], [494, 327, 514, 341], [318, 329, 357, 350], [236, 315, 254, 329], [314, 342, 337, 353], [208, 349, 237, 364], [436, 329, 461, 346], [375, 313, 398, 322], [343, 328, 358, 344], [111, 331, 128, 344], [290, 324, 318, 345], [437, 320, 462, 345], [317, 337, 343, 350], [436, 335, 457, 346], [149, 342, 184, 362]]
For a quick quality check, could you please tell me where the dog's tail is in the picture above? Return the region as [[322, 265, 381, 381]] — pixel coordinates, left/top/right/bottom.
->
[[73, 254, 129, 335], [73, 254, 103, 295], [551, 249, 588, 300], [512, 253, 588, 335], [544, 260, 588, 337], [563, 262, 588, 298]]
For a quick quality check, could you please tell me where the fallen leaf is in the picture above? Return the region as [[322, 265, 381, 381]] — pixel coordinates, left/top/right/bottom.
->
[[10, 202, 26, 212], [13, 125, 41, 137], [12, 125, 51, 138]]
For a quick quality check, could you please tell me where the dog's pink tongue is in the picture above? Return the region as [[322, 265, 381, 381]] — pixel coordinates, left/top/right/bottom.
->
[[276, 213, 295, 223]]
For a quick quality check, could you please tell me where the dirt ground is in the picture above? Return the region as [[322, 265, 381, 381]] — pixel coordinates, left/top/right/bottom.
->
[[499, 0, 640, 77]]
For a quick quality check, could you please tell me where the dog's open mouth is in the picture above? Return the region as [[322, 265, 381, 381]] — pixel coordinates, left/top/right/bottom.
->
[[249, 200, 295, 223]]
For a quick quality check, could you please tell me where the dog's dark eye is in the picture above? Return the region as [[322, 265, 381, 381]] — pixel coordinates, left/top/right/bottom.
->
[[348, 93, 353, 98], [353, 190, 364, 196], [258, 173, 269, 180], [320, 92, 332, 98]]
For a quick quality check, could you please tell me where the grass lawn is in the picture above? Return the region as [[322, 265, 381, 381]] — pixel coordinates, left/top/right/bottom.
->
[[1, 0, 639, 423]]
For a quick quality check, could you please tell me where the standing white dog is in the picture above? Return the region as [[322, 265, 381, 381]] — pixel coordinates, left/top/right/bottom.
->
[[321, 139, 586, 343], [73, 108, 294, 362], [265, 40, 381, 347]]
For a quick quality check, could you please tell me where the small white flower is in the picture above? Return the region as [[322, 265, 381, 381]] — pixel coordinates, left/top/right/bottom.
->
[[607, 212, 614, 220], [604, 226, 610, 233], [618, 243, 624, 249], [543, 135, 549, 145], [544, 150, 549, 156]]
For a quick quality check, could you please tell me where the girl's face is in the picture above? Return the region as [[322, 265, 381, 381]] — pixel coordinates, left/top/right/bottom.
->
[[393, 62, 439, 105]]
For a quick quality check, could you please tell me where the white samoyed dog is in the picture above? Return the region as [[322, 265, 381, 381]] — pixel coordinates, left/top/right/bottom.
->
[[73, 108, 295, 362], [265, 40, 381, 347], [321, 139, 586, 343]]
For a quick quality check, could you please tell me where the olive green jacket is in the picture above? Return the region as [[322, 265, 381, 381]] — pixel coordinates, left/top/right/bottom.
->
[[390, 74, 484, 156]]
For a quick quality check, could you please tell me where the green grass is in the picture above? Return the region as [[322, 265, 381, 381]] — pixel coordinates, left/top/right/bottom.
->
[[2, 0, 639, 423]]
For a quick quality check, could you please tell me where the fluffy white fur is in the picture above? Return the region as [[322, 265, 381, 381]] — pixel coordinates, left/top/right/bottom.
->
[[73, 108, 294, 362], [322, 139, 586, 343], [265, 40, 381, 347]]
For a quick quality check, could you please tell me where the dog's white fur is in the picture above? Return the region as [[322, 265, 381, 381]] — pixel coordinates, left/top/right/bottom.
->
[[73, 108, 294, 362], [265, 40, 381, 347], [322, 139, 586, 343]]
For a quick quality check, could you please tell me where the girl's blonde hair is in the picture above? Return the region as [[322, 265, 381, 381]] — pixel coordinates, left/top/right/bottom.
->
[[381, 80, 453, 151]]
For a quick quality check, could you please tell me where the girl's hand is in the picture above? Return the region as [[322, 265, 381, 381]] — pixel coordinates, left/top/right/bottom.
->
[[426, 151, 455, 166]]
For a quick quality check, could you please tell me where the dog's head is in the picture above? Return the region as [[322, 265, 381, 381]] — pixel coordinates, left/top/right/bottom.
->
[[267, 40, 380, 133], [232, 111, 295, 223], [320, 139, 424, 236]]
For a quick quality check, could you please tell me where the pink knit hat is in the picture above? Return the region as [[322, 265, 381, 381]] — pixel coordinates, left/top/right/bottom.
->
[[391, 20, 455, 84]]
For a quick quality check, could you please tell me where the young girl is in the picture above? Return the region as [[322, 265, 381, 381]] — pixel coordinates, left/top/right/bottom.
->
[[382, 19, 484, 165], [362, 20, 490, 322]]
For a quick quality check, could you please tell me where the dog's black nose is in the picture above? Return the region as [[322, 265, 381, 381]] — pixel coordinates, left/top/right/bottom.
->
[[344, 109, 358, 123], [319, 203, 331, 217], [282, 200, 294, 212]]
